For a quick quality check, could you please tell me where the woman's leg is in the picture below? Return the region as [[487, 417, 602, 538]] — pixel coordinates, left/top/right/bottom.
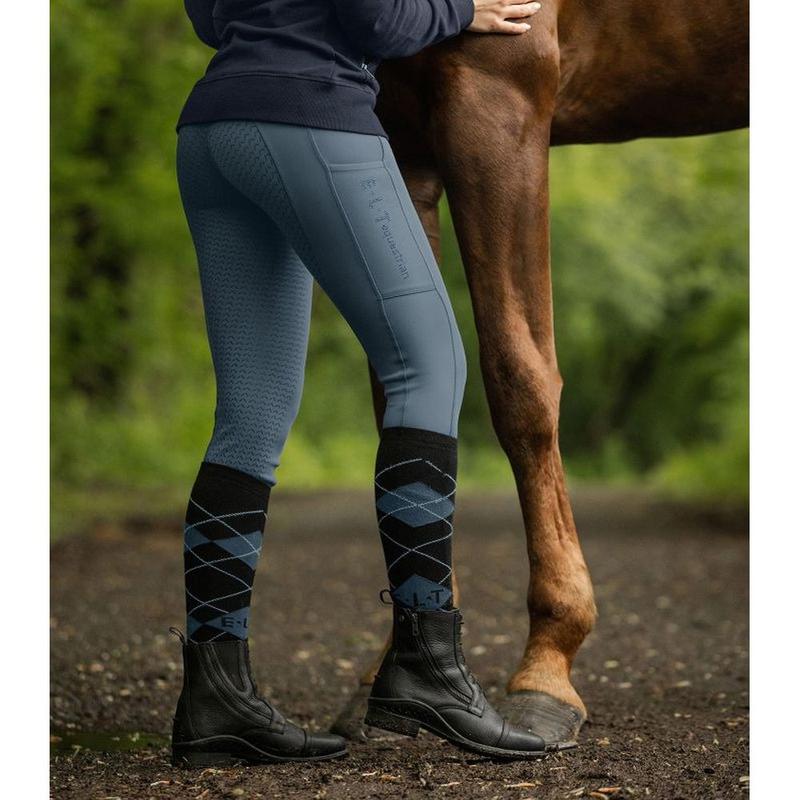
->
[[171, 123, 347, 766], [177, 124, 313, 643]]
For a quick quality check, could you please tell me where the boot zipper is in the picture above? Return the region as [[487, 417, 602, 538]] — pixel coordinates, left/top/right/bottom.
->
[[205, 649, 278, 730], [411, 612, 473, 705]]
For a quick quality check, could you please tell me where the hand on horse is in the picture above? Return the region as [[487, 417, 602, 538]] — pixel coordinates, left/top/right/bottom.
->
[[468, 0, 541, 34]]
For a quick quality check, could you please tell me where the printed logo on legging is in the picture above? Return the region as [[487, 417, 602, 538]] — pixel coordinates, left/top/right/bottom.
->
[[359, 176, 409, 282], [392, 575, 452, 610]]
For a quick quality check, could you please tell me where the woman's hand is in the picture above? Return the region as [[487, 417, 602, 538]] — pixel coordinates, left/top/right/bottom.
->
[[468, 0, 542, 34]]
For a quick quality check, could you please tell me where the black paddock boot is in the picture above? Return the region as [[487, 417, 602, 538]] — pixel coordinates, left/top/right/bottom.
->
[[171, 632, 347, 766], [366, 607, 560, 760]]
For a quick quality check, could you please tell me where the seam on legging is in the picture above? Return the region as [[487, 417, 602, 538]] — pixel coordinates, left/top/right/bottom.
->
[[378, 137, 460, 436], [307, 127, 410, 427], [326, 160, 385, 172], [250, 122, 317, 266], [381, 286, 439, 300]]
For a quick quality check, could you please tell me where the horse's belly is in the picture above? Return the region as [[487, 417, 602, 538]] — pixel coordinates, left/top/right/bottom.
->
[[550, 87, 749, 146]]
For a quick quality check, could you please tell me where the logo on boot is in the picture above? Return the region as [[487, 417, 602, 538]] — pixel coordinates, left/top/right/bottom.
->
[[392, 575, 452, 610]]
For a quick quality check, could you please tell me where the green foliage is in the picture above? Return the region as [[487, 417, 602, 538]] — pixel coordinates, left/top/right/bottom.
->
[[548, 134, 749, 498], [51, 1, 748, 513]]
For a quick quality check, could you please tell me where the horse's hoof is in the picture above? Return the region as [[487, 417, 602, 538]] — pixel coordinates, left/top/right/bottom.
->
[[330, 684, 404, 742], [497, 691, 585, 748]]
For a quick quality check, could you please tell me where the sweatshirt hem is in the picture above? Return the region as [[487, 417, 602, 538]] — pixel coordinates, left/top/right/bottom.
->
[[177, 73, 387, 137]]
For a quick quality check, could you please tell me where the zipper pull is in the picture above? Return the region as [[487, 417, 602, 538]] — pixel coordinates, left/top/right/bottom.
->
[[410, 612, 419, 637]]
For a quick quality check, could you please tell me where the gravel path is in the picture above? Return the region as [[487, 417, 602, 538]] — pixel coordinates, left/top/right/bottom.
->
[[50, 489, 749, 799]]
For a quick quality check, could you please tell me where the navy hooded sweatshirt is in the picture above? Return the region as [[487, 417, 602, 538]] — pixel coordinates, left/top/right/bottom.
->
[[178, 0, 475, 136]]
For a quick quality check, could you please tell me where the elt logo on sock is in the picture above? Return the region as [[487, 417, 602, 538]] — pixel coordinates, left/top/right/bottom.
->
[[392, 575, 452, 610], [205, 607, 250, 634]]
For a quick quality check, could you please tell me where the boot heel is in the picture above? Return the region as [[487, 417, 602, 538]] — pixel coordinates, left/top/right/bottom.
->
[[365, 704, 421, 738]]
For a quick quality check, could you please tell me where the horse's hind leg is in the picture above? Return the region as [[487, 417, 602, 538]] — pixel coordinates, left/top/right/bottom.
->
[[431, 33, 596, 745]]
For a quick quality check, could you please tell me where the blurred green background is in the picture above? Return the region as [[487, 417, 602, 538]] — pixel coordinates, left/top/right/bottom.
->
[[51, 1, 748, 534]]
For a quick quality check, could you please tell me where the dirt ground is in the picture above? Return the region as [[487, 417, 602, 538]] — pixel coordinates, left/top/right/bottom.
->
[[50, 488, 749, 800]]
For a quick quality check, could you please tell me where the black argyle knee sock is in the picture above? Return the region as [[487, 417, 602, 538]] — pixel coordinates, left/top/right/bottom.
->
[[183, 462, 270, 642], [375, 427, 457, 610]]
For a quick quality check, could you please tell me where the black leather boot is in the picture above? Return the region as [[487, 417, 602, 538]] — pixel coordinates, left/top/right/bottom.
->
[[366, 607, 556, 759], [171, 631, 347, 766]]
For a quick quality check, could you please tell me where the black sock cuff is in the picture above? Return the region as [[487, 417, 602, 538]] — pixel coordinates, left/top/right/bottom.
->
[[379, 426, 457, 455], [376, 426, 458, 490], [192, 461, 271, 515]]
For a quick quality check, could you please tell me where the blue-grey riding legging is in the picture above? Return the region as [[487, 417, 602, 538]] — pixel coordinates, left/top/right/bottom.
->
[[177, 121, 466, 486]]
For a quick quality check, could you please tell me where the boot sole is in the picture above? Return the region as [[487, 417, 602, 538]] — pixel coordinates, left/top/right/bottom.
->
[[366, 699, 576, 760], [171, 735, 347, 767]]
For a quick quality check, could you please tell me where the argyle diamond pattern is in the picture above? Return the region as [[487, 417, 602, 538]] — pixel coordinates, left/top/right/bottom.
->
[[184, 496, 266, 642]]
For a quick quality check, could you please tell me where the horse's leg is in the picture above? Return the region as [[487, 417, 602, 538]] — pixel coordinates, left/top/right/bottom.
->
[[330, 162, 458, 739], [430, 30, 596, 745]]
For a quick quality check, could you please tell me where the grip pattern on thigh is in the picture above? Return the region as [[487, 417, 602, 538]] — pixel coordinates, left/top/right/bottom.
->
[[178, 123, 313, 485]]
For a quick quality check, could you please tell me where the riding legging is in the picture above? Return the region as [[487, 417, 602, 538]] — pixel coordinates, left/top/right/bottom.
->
[[177, 121, 467, 486]]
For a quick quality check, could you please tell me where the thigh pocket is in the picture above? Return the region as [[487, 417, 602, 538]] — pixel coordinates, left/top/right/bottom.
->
[[327, 162, 436, 298], [310, 131, 436, 299]]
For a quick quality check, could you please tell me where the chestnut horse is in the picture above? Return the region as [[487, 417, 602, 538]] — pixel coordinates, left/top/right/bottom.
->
[[334, 0, 749, 745]]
